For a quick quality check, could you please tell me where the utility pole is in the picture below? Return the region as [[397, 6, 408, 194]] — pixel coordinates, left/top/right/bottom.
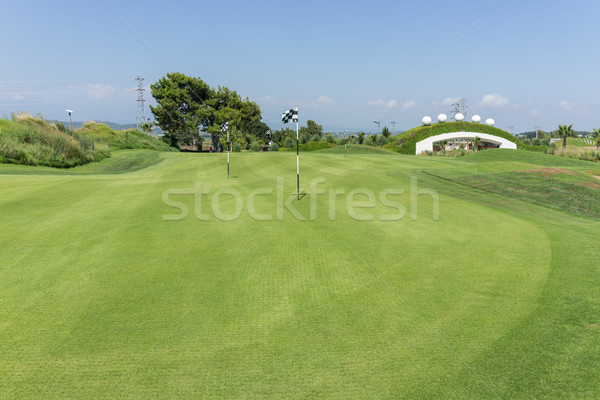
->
[[391, 121, 396, 136], [135, 76, 145, 130]]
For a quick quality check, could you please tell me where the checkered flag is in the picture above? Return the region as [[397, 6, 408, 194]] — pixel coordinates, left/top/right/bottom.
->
[[281, 108, 298, 124], [220, 122, 228, 132]]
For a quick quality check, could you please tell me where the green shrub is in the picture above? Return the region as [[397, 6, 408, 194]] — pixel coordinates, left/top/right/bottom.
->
[[233, 143, 242, 152], [250, 140, 260, 152], [270, 143, 279, 151], [283, 137, 294, 148]]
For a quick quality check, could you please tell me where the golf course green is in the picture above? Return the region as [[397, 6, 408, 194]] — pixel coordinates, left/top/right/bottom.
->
[[1, 148, 599, 399]]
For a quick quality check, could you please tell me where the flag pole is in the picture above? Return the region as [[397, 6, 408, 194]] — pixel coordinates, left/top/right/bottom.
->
[[296, 118, 299, 200], [227, 127, 230, 179]]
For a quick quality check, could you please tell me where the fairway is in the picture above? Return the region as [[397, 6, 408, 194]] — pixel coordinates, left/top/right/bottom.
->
[[1, 150, 599, 399]]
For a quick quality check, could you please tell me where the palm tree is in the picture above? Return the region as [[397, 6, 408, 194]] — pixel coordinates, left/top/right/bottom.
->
[[472, 136, 481, 151], [592, 128, 600, 151], [439, 140, 448, 152], [558, 124, 576, 150]]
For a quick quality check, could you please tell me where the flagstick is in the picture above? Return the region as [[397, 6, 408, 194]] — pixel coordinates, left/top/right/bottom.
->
[[227, 129, 230, 179], [296, 120, 300, 200]]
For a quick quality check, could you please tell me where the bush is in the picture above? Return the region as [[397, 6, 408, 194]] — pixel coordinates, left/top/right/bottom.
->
[[270, 143, 279, 151], [250, 140, 260, 152], [284, 137, 295, 148], [377, 135, 388, 146], [55, 122, 67, 132], [233, 143, 242, 152]]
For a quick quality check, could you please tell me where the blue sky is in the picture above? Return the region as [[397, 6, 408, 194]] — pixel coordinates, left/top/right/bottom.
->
[[1, 0, 598, 133]]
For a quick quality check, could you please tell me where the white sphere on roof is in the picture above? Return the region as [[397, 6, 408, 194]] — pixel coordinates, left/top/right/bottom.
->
[[471, 114, 481, 123], [455, 113, 464, 121], [486, 118, 495, 126], [437, 113, 447, 123], [422, 116, 432, 126]]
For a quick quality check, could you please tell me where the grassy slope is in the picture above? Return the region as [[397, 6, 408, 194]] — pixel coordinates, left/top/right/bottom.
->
[[76, 121, 176, 152], [315, 143, 397, 154], [0, 150, 599, 398], [0, 150, 167, 175], [0, 117, 176, 169], [0, 117, 110, 167]]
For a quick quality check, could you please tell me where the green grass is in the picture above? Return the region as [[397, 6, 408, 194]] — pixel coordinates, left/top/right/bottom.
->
[[567, 137, 597, 148], [0, 116, 110, 167], [1, 149, 599, 398], [0, 117, 176, 169], [77, 121, 176, 152], [316, 143, 396, 154], [0, 150, 167, 175]]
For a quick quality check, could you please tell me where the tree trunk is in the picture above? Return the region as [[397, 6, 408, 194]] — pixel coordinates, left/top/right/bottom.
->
[[562, 137, 567, 150], [211, 133, 221, 152]]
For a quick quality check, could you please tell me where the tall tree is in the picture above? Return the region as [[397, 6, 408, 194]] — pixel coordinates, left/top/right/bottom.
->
[[150, 73, 212, 147], [592, 128, 600, 151], [472, 136, 481, 151], [150, 73, 262, 150], [558, 124, 576, 150]]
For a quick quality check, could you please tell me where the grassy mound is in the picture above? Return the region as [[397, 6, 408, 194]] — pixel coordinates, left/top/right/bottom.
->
[[316, 143, 397, 154], [0, 116, 110, 167], [298, 141, 337, 151], [383, 121, 518, 154], [77, 121, 176, 151]]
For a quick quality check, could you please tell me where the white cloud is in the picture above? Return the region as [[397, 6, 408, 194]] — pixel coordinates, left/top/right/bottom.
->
[[441, 96, 460, 106], [86, 84, 116, 99], [479, 93, 509, 108], [12, 94, 25, 101], [315, 95, 335, 105], [531, 109, 540, 116], [368, 99, 398, 108], [559, 100, 576, 111], [402, 100, 416, 109], [256, 95, 279, 104]]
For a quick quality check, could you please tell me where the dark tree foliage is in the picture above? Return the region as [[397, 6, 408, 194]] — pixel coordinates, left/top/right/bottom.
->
[[150, 73, 262, 150]]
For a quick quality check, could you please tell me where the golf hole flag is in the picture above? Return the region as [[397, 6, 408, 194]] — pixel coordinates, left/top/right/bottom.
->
[[221, 121, 230, 178], [282, 107, 300, 200], [281, 108, 298, 124]]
